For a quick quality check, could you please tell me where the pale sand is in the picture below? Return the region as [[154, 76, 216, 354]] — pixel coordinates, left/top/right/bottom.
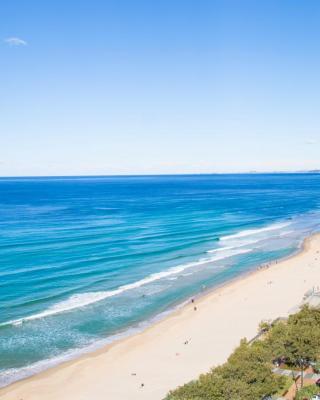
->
[[2, 233, 320, 400]]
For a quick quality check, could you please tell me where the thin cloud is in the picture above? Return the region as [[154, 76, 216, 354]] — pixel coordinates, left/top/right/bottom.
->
[[305, 139, 317, 145], [4, 37, 27, 46]]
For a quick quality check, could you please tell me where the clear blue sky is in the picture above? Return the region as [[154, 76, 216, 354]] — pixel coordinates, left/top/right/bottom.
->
[[1, 0, 319, 176]]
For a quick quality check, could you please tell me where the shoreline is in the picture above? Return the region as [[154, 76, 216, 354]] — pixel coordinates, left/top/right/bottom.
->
[[1, 232, 320, 399], [0, 237, 303, 387]]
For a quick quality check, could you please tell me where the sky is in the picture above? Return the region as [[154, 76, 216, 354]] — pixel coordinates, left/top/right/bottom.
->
[[1, 0, 320, 176]]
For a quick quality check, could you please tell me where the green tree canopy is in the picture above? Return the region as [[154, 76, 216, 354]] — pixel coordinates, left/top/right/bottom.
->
[[165, 306, 320, 400]]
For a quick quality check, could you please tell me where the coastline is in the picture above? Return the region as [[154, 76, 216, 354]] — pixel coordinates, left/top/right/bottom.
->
[[1, 232, 320, 400]]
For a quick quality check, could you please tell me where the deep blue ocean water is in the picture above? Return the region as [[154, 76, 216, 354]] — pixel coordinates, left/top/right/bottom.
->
[[1, 174, 320, 386]]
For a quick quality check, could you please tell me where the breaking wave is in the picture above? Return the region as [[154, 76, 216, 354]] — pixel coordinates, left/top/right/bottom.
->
[[1, 248, 252, 328]]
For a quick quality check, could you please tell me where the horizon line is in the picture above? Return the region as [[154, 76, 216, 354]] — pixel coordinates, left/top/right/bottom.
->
[[0, 170, 319, 179]]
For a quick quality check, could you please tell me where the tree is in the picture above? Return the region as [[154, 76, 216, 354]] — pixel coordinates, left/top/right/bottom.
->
[[166, 340, 286, 400], [284, 306, 320, 388], [295, 384, 319, 400], [259, 320, 272, 334], [165, 307, 320, 399]]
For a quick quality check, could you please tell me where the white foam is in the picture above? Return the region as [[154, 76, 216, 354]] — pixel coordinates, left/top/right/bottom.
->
[[0, 298, 191, 388], [207, 237, 265, 254], [207, 246, 235, 253], [209, 228, 295, 254], [0, 327, 144, 388], [0, 248, 252, 328], [279, 230, 294, 236], [220, 222, 291, 241]]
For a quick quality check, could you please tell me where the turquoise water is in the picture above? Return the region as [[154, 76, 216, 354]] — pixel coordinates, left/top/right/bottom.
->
[[1, 174, 320, 386]]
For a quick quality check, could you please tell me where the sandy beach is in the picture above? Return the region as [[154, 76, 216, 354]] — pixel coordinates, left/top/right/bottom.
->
[[1, 233, 320, 400]]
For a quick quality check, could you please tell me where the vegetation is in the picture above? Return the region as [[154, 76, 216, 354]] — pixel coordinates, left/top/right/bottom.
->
[[295, 384, 319, 400], [258, 320, 272, 333], [266, 306, 320, 388], [165, 306, 320, 400], [313, 361, 320, 374]]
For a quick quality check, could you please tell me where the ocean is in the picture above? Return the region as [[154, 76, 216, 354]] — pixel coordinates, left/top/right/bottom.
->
[[1, 173, 320, 387]]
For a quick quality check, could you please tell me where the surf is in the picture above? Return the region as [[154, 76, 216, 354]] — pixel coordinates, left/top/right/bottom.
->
[[220, 221, 291, 241], [1, 247, 253, 328]]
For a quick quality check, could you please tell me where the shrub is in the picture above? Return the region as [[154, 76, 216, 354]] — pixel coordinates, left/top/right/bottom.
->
[[295, 384, 320, 400], [165, 307, 320, 400]]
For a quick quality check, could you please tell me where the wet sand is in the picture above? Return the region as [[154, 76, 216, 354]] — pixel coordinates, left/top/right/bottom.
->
[[1, 233, 320, 400]]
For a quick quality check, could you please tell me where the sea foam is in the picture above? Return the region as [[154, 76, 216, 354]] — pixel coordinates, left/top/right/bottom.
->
[[220, 222, 291, 241], [1, 247, 252, 327]]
